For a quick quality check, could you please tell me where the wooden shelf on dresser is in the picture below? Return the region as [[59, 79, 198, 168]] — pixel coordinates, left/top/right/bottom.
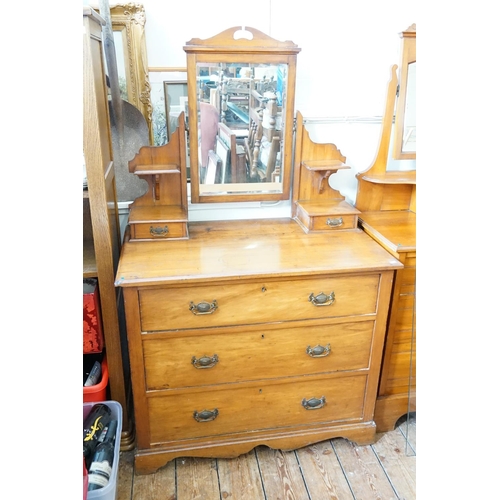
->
[[292, 111, 360, 233], [115, 218, 403, 474]]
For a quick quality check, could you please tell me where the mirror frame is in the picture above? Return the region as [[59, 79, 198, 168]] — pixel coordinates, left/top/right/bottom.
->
[[393, 24, 416, 160], [183, 26, 301, 204], [104, 3, 154, 145]]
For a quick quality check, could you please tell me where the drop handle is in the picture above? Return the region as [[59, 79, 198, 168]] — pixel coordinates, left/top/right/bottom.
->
[[301, 396, 326, 410], [192, 354, 219, 369], [306, 344, 331, 358], [189, 300, 218, 315], [149, 225, 169, 237], [193, 409, 219, 422], [326, 217, 343, 227], [308, 291, 335, 306]]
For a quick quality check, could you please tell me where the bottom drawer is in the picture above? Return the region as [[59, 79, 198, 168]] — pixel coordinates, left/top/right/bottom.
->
[[148, 373, 368, 445]]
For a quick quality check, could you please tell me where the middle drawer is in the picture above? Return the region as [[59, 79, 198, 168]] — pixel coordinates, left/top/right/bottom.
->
[[139, 274, 380, 332], [143, 320, 375, 391]]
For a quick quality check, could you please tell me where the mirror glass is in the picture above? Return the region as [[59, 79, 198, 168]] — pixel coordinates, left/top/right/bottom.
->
[[195, 62, 288, 196], [401, 61, 416, 153]]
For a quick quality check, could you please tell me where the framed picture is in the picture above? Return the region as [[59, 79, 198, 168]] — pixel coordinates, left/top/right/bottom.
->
[[163, 80, 188, 142], [205, 150, 222, 185], [215, 136, 231, 183]]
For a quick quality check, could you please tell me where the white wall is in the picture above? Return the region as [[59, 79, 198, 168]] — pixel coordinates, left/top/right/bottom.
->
[[91, 0, 416, 219]]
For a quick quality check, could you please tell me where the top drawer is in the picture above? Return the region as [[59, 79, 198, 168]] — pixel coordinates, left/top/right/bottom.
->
[[139, 274, 380, 332]]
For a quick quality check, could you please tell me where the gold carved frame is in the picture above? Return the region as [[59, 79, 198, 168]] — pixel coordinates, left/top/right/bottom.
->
[[108, 3, 153, 144]]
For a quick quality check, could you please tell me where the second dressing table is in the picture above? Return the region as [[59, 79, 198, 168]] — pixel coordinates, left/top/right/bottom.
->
[[115, 26, 404, 474]]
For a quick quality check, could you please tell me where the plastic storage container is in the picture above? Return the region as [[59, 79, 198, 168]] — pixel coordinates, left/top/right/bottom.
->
[[83, 355, 109, 403], [83, 401, 122, 500]]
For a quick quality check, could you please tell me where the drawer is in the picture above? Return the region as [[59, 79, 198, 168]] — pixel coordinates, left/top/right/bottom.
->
[[139, 274, 380, 332], [130, 221, 188, 240], [143, 321, 375, 390], [310, 214, 358, 231], [147, 373, 368, 444]]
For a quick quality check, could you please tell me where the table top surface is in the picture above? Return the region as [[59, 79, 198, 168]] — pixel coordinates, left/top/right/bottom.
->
[[116, 218, 404, 287]]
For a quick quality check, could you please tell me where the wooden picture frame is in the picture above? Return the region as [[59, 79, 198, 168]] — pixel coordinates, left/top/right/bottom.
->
[[215, 136, 231, 183], [164, 80, 188, 142], [205, 150, 222, 185]]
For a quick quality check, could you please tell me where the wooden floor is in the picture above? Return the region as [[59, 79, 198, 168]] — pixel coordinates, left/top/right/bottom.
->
[[116, 413, 416, 500]]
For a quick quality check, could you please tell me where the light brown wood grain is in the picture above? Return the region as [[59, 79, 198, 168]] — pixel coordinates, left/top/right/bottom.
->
[[333, 437, 399, 499], [131, 458, 176, 500], [142, 320, 374, 390], [372, 426, 416, 499], [176, 457, 220, 500], [138, 274, 380, 331], [255, 446, 310, 500], [217, 450, 266, 500], [116, 450, 134, 500], [295, 440, 353, 499], [116, 422, 415, 500]]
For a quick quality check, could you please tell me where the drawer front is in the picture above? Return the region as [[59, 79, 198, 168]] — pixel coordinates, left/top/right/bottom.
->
[[311, 215, 358, 231], [139, 275, 380, 332], [148, 374, 368, 444], [143, 321, 375, 390], [130, 221, 188, 240]]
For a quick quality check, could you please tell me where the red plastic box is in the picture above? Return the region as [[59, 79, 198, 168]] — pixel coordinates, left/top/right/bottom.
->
[[83, 457, 88, 500], [83, 355, 109, 403], [84, 279, 104, 354]]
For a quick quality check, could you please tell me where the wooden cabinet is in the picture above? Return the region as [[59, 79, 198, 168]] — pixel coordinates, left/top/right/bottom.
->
[[83, 7, 134, 449], [116, 219, 402, 474], [355, 25, 416, 431]]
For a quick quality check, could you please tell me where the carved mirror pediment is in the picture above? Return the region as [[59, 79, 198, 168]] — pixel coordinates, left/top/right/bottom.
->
[[184, 26, 301, 203]]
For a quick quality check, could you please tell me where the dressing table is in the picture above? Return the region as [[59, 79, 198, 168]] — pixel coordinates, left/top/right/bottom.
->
[[115, 26, 403, 474], [355, 24, 416, 431]]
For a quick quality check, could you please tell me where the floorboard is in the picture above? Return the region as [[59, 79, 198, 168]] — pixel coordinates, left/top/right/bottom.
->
[[296, 440, 354, 499], [256, 446, 310, 500], [217, 449, 266, 500], [115, 414, 416, 500]]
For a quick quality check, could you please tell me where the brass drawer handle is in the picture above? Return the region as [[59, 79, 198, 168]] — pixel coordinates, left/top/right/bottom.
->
[[189, 300, 218, 315], [326, 217, 343, 227], [192, 354, 219, 369], [193, 408, 219, 422], [306, 344, 331, 358], [308, 291, 335, 306], [150, 225, 169, 237], [301, 396, 326, 410]]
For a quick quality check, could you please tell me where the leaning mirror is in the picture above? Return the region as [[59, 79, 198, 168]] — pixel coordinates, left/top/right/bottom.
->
[[393, 24, 416, 160], [184, 26, 300, 203], [94, 3, 154, 144]]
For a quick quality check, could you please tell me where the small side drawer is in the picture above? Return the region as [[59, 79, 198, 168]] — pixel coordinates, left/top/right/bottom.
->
[[129, 221, 188, 240], [311, 214, 358, 231], [139, 274, 380, 332], [147, 373, 368, 444], [143, 321, 375, 390]]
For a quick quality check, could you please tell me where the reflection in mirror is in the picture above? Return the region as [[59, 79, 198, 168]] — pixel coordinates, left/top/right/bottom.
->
[[112, 29, 128, 101], [197, 62, 287, 192], [164, 80, 188, 142], [402, 62, 416, 153], [393, 23, 416, 160]]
